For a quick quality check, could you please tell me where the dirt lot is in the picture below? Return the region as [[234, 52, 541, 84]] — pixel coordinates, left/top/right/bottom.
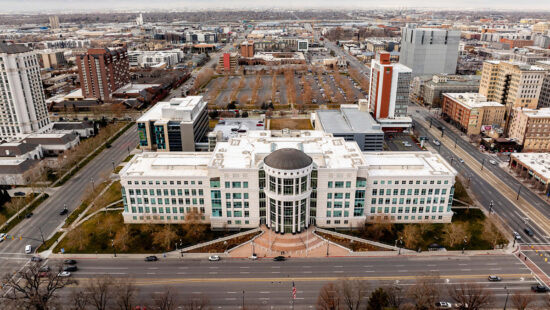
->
[[269, 118, 313, 130]]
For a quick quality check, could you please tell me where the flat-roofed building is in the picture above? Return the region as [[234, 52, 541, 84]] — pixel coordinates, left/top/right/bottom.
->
[[315, 105, 384, 151], [137, 96, 208, 152], [510, 153, 550, 196], [441, 93, 506, 136], [120, 130, 457, 230], [508, 108, 550, 152]]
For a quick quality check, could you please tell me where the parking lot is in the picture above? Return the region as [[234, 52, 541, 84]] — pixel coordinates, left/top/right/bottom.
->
[[385, 133, 423, 151]]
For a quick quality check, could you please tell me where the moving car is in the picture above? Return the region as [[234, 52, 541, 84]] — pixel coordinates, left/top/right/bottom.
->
[[144, 256, 158, 262], [531, 285, 549, 293], [524, 228, 534, 237], [58, 271, 71, 277], [0, 233, 6, 242], [59, 208, 68, 216], [249, 254, 258, 260], [435, 301, 452, 309], [63, 265, 77, 272], [31, 256, 43, 262], [489, 160, 497, 165], [433, 139, 441, 146], [513, 232, 521, 240], [64, 259, 77, 265], [208, 255, 221, 261], [273, 256, 286, 261], [25, 212, 33, 219], [25, 244, 32, 254], [458, 158, 464, 163], [488, 275, 501, 282]]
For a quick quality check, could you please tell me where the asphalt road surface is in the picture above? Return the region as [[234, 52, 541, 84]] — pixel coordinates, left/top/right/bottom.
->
[[0, 124, 138, 277], [48, 255, 543, 309]]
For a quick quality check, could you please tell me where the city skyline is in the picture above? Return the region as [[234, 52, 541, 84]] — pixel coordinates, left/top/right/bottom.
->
[[2, 0, 550, 13]]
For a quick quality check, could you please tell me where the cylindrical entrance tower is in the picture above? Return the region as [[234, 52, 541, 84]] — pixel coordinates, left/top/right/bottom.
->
[[263, 148, 313, 234]]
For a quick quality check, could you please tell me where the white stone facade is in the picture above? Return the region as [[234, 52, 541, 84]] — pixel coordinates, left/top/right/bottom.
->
[[120, 131, 457, 231]]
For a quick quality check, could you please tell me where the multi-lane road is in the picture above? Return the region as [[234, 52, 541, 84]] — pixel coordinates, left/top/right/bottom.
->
[[0, 125, 138, 276], [47, 255, 542, 309]]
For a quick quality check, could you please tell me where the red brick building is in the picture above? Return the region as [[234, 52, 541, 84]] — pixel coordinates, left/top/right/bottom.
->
[[240, 41, 254, 58], [76, 47, 130, 102], [500, 38, 534, 49]]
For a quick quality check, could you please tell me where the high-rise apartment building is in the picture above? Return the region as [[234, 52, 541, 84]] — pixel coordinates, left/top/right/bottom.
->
[[399, 25, 460, 76], [508, 108, 550, 152], [218, 53, 238, 73], [0, 43, 51, 141], [536, 61, 550, 108], [368, 52, 412, 121], [76, 48, 130, 102], [479, 60, 547, 130], [49, 16, 60, 30]]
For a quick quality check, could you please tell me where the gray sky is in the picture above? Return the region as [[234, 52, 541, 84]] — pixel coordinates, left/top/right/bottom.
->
[[1, 0, 549, 12]]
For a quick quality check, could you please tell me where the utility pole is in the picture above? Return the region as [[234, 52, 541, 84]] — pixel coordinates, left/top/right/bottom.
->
[[242, 290, 245, 310], [503, 286, 509, 310], [450, 157, 454, 166], [481, 159, 485, 171], [454, 137, 458, 148], [489, 200, 494, 214], [38, 226, 45, 247], [91, 178, 95, 191], [326, 240, 329, 257]]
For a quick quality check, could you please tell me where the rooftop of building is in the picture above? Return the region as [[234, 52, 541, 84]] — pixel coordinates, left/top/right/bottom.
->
[[52, 121, 94, 131], [212, 118, 265, 141], [22, 133, 78, 145], [0, 158, 40, 174], [484, 60, 546, 71], [120, 152, 211, 178], [363, 151, 456, 177], [113, 83, 161, 95], [511, 153, 550, 180], [0, 43, 30, 54], [316, 106, 383, 135], [0, 142, 39, 157], [516, 107, 550, 118], [443, 93, 504, 109], [137, 96, 206, 123], [425, 75, 481, 86]]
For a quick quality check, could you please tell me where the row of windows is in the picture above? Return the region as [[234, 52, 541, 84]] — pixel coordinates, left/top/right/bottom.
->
[[128, 206, 205, 214], [327, 181, 352, 188], [372, 188, 447, 196], [373, 179, 448, 185], [371, 197, 446, 205], [128, 188, 204, 196], [129, 197, 204, 205], [127, 180, 203, 186]]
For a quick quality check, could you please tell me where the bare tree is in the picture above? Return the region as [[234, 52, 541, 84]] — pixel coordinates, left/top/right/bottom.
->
[[443, 223, 469, 248], [85, 276, 114, 310], [182, 295, 210, 310], [338, 279, 368, 310], [511, 291, 534, 310], [400, 225, 421, 250], [0, 263, 76, 310], [448, 283, 493, 309], [151, 289, 180, 310], [316, 282, 340, 310], [407, 273, 442, 310], [385, 285, 404, 309], [114, 277, 139, 310], [152, 224, 177, 250], [69, 288, 89, 310]]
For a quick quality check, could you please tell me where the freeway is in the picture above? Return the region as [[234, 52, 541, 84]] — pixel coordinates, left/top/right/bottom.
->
[[0, 124, 138, 277], [49, 255, 542, 308]]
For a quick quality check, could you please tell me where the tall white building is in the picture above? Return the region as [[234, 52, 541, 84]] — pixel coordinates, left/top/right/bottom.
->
[[400, 25, 460, 76], [0, 43, 51, 141], [49, 16, 60, 30], [120, 130, 457, 232]]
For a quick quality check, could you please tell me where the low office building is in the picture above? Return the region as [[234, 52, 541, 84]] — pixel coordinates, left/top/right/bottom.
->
[[508, 108, 550, 152], [441, 93, 506, 136], [0, 142, 43, 160], [315, 105, 384, 151], [421, 75, 481, 108], [52, 121, 95, 138], [21, 133, 80, 156], [510, 153, 550, 196], [0, 158, 41, 186], [137, 97, 208, 152], [120, 130, 457, 231]]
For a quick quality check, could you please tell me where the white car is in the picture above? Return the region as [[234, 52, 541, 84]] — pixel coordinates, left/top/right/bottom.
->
[[489, 160, 497, 165], [513, 232, 522, 240], [58, 271, 71, 277], [208, 255, 220, 261], [0, 233, 6, 242], [435, 301, 452, 309], [249, 254, 258, 260], [433, 140, 441, 146], [458, 158, 464, 163]]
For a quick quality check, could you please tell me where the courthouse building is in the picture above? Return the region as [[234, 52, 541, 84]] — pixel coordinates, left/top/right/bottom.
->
[[120, 130, 457, 232]]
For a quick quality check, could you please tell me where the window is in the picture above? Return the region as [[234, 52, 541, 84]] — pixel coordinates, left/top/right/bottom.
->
[[243, 182, 248, 188], [232, 182, 241, 188], [345, 181, 351, 188], [335, 181, 344, 188], [328, 181, 333, 188], [225, 182, 230, 188]]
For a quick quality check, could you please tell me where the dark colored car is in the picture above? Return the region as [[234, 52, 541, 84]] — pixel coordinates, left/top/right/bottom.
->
[[488, 275, 501, 282], [59, 209, 68, 216], [273, 256, 286, 261], [524, 228, 534, 237], [63, 259, 77, 265], [25, 213, 33, 218], [13, 192, 25, 197], [531, 285, 549, 293], [145, 256, 158, 262], [31, 256, 43, 262], [63, 265, 78, 272]]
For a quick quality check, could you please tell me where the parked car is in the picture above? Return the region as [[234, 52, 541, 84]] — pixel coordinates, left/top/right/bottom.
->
[[25, 244, 32, 254], [488, 275, 501, 282], [39, 266, 50, 272], [458, 158, 464, 163], [433, 139, 441, 146], [13, 192, 25, 197], [208, 255, 220, 261], [63, 259, 77, 265], [25, 213, 33, 219], [489, 160, 497, 165], [31, 256, 43, 262], [513, 232, 522, 240], [144, 256, 158, 262], [0, 233, 6, 242], [524, 228, 534, 237], [435, 301, 452, 309], [63, 266, 77, 272], [38, 271, 49, 278], [58, 271, 71, 277], [273, 256, 286, 261], [249, 254, 258, 260], [531, 285, 549, 293]]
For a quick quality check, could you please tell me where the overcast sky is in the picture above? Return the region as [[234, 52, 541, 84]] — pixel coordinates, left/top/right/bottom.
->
[[1, 0, 549, 13]]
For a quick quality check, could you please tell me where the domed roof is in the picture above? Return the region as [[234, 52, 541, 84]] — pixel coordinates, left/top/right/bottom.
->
[[264, 148, 313, 170]]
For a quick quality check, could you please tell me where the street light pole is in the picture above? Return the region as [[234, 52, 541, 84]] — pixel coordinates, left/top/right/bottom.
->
[[111, 161, 115, 170], [503, 286, 509, 310], [242, 290, 245, 310], [91, 178, 95, 191], [454, 137, 458, 148], [326, 241, 329, 257], [481, 159, 485, 171], [516, 185, 522, 200]]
